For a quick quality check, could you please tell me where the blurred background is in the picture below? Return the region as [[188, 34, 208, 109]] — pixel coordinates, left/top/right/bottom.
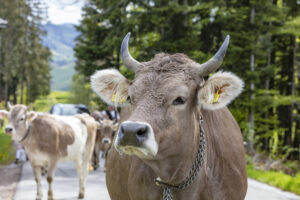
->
[[0, 0, 299, 196]]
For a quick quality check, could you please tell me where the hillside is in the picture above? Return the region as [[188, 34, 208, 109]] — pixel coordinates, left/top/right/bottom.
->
[[43, 23, 79, 91]]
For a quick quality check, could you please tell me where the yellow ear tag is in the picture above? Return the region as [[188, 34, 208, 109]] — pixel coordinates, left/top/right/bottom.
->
[[111, 93, 126, 103], [212, 89, 220, 103]]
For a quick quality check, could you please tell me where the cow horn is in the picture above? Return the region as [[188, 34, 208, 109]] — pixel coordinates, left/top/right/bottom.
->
[[192, 35, 230, 76], [120, 32, 142, 73]]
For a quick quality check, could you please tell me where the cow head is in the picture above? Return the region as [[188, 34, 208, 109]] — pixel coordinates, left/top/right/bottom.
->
[[0, 103, 37, 141], [91, 33, 243, 160], [98, 119, 118, 147]]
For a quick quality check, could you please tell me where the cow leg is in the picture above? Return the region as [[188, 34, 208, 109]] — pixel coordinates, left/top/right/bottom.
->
[[32, 166, 43, 200], [46, 162, 57, 200], [93, 146, 100, 170], [76, 159, 85, 199]]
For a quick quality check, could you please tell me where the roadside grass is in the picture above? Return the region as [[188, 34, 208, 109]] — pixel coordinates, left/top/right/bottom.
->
[[247, 164, 300, 195], [0, 128, 15, 165]]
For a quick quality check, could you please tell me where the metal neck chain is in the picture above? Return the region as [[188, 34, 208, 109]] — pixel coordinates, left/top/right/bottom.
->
[[155, 116, 206, 200], [19, 124, 31, 143]]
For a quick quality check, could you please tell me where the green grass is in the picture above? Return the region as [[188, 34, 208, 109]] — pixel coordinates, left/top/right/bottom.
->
[[33, 91, 71, 112], [0, 128, 15, 165], [247, 164, 300, 195]]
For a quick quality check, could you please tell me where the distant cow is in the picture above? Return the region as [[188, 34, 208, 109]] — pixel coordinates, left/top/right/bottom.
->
[[91, 111, 117, 171], [0, 104, 98, 200], [90, 33, 247, 200]]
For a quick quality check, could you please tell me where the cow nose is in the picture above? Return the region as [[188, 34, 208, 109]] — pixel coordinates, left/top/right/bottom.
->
[[118, 122, 149, 146], [102, 138, 111, 144], [5, 127, 13, 133]]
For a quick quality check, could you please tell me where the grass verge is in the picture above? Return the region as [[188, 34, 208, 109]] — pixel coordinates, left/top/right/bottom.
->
[[0, 128, 15, 165], [247, 164, 300, 195]]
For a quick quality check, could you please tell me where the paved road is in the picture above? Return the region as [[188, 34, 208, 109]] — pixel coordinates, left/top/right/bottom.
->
[[14, 161, 110, 200], [14, 160, 300, 200]]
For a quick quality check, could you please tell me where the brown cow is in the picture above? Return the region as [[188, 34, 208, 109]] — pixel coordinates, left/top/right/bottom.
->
[[90, 33, 247, 200], [0, 104, 97, 200], [91, 111, 117, 171]]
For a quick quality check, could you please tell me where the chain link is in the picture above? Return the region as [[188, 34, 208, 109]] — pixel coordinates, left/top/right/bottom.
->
[[155, 116, 206, 200]]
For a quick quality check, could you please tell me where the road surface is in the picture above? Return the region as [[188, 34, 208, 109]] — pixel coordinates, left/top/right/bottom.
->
[[14, 160, 300, 200]]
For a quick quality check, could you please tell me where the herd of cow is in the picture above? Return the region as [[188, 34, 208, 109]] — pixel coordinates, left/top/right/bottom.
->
[[0, 33, 247, 200]]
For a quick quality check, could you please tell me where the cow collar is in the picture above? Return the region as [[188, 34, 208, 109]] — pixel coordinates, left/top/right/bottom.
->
[[19, 124, 31, 143], [154, 115, 206, 200]]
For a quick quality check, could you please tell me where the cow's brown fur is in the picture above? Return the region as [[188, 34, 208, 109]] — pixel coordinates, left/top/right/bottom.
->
[[26, 115, 75, 157], [98, 53, 247, 199]]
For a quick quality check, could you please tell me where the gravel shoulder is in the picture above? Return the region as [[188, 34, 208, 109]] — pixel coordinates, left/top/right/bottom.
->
[[0, 163, 22, 200]]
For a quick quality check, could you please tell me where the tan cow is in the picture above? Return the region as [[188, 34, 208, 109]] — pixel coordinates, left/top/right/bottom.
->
[[0, 104, 97, 200], [91, 111, 117, 171], [90, 33, 247, 200]]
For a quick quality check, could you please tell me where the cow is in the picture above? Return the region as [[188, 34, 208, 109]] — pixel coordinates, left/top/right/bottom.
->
[[91, 111, 117, 171], [0, 104, 98, 200], [90, 33, 247, 200]]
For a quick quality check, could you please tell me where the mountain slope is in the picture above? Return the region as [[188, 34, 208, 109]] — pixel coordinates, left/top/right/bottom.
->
[[43, 23, 79, 91]]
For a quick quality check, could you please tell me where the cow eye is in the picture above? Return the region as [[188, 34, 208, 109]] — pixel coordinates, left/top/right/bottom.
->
[[20, 117, 24, 121], [173, 96, 186, 105]]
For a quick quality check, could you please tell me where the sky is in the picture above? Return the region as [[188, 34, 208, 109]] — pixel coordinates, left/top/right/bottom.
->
[[45, 0, 85, 24]]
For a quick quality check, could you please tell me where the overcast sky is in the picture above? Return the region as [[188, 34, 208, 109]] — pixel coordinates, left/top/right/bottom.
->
[[45, 0, 85, 24]]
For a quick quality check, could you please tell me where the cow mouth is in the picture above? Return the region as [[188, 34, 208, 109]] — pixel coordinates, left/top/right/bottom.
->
[[116, 145, 153, 158], [5, 131, 12, 136]]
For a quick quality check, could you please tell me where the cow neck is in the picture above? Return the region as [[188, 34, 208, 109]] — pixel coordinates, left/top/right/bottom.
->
[[154, 115, 206, 200], [19, 124, 31, 143]]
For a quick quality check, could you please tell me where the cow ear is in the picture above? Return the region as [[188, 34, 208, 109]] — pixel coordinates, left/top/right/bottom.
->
[[27, 111, 38, 122], [0, 110, 8, 120], [198, 71, 244, 110], [91, 69, 130, 106]]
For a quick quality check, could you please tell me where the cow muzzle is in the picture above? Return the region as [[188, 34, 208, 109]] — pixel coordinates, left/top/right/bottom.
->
[[114, 121, 158, 157], [4, 125, 13, 135], [102, 138, 111, 144]]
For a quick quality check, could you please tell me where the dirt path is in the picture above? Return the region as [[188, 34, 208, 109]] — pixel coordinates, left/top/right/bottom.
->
[[0, 163, 22, 200]]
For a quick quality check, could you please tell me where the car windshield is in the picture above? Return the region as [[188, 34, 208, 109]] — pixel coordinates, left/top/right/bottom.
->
[[51, 104, 80, 116], [60, 106, 79, 115]]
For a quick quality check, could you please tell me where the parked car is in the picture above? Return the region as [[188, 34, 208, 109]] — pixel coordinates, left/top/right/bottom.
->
[[50, 104, 90, 116]]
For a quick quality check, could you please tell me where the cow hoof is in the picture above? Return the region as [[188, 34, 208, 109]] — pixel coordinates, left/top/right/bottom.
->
[[78, 193, 84, 199]]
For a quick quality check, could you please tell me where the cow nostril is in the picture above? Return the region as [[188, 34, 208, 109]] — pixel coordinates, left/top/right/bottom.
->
[[5, 128, 12, 132], [137, 128, 146, 136], [136, 126, 148, 138]]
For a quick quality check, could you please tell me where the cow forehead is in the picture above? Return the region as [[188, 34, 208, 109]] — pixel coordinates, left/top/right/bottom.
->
[[9, 105, 27, 120], [129, 71, 197, 104]]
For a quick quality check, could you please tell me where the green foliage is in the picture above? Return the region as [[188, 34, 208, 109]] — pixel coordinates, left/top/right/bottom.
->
[[69, 74, 92, 107], [0, 0, 51, 104], [247, 164, 300, 195]]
